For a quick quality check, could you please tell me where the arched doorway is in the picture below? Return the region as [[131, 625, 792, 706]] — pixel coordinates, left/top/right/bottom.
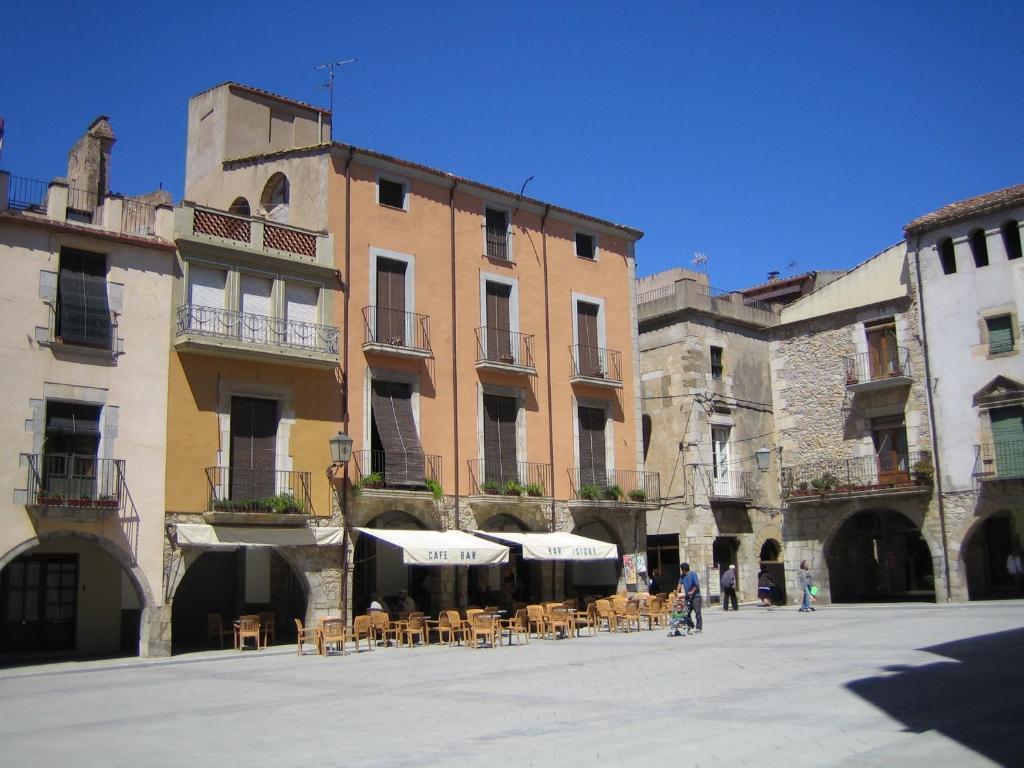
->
[[565, 520, 621, 603], [0, 536, 148, 659], [759, 538, 787, 605], [170, 548, 306, 653], [475, 514, 541, 608], [826, 510, 935, 603], [353, 511, 433, 615], [964, 510, 1022, 599]]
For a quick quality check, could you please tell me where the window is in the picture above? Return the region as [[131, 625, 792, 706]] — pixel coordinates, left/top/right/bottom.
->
[[575, 232, 596, 260], [576, 300, 603, 376], [484, 281, 513, 362], [187, 264, 228, 335], [483, 393, 518, 484], [865, 318, 900, 378], [261, 173, 289, 221], [872, 415, 909, 482], [991, 406, 1024, 477], [711, 426, 731, 495], [710, 346, 724, 379], [230, 397, 278, 499], [57, 248, 111, 349], [228, 197, 251, 216], [938, 238, 957, 275], [485, 207, 510, 261], [987, 315, 1015, 354], [284, 282, 319, 346], [1, 555, 78, 653], [240, 274, 273, 343], [577, 405, 607, 487], [970, 229, 989, 268], [1002, 221, 1022, 261], [375, 257, 408, 345], [43, 401, 101, 499], [370, 380, 425, 486], [377, 177, 406, 210]]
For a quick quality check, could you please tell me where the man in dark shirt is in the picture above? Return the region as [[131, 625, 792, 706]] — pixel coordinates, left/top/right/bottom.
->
[[720, 564, 738, 611], [678, 562, 702, 634]]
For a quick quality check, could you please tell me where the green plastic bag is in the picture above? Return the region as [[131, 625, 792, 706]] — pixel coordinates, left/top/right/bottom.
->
[[809, 585, 819, 596]]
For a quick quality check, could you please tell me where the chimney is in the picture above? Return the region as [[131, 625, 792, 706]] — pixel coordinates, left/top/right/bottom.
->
[[66, 116, 116, 206]]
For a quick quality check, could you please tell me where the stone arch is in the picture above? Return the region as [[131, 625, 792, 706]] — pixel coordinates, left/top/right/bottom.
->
[[0, 531, 161, 656], [352, 510, 432, 614], [753, 524, 784, 561], [957, 506, 1020, 600], [479, 512, 532, 532]]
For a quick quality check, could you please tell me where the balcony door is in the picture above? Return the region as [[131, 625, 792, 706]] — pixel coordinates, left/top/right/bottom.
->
[[711, 427, 731, 496], [376, 257, 407, 345], [188, 264, 227, 336], [576, 301, 602, 376], [872, 415, 909, 485], [578, 405, 607, 488], [43, 401, 101, 500], [866, 320, 898, 379], [991, 406, 1024, 477], [483, 394, 517, 485], [285, 282, 318, 347], [485, 282, 513, 362], [230, 397, 278, 500], [240, 274, 273, 343], [370, 380, 424, 487]]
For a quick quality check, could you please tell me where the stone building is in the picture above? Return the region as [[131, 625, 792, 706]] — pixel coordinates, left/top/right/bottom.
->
[[0, 119, 176, 658], [771, 242, 940, 604], [904, 185, 1024, 601]]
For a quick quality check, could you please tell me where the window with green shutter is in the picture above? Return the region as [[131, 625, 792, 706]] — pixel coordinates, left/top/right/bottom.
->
[[986, 315, 1014, 354]]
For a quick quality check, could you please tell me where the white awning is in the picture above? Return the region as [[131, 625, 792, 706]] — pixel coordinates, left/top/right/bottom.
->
[[472, 530, 618, 561], [174, 524, 345, 548], [355, 528, 509, 566]]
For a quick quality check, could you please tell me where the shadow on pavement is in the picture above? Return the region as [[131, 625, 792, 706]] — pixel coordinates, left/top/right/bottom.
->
[[846, 627, 1024, 767]]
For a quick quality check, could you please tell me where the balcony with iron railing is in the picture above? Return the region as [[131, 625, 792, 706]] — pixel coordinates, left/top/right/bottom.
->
[[352, 450, 442, 494], [475, 327, 535, 374], [973, 441, 1024, 482], [205, 467, 313, 524], [175, 304, 339, 367], [362, 306, 432, 359], [24, 454, 125, 517], [567, 468, 660, 508], [706, 468, 759, 504], [843, 347, 914, 392], [569, 345, 622, 387], [467, 459, 553, 499], [783, 450, 933, 503]]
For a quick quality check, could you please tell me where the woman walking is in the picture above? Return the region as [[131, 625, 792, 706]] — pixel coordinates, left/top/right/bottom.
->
[[797, 560, 815, 612]]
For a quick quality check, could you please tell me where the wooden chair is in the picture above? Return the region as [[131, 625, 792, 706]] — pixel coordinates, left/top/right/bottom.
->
[[446, 609, 469, 645], [641, 597, 663, 630], [548, 607, 572, 639], [350, 614, 374, 652], [594, 599, 617, 632], [369, 611, 400, 647], [621, 600, 642, 632], [526, 604, 549, 639], [403, 612, 428, 647], [236, 616, 261, 650], [500, 608, 530, 646], [207, 614, 234, 648], [425, 612, 452, 646], [294, 618, 320, 655], [320, 619, 350, 656], [571, 604, 597, 637], [468, 613, 498, 648], [258, 611, 276, 646]]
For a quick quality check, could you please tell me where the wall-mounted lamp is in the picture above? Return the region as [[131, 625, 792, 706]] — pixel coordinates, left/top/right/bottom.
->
[[327, 431, 354, 478], [755, 447, 772, 472]]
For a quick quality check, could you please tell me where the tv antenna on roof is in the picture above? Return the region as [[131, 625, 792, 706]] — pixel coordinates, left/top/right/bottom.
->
[[785, 260, 797, 275], [692, 251, 708, 271], [314, 58, 357, 139]]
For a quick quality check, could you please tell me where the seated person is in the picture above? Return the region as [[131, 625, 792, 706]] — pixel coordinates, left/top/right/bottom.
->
[[398, 589, 416, 613], [368, 594, 389, 612]]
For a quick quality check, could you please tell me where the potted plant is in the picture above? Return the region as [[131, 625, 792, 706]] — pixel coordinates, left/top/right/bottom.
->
[[810, 474, 836, 493], [480, 480, 501, 495], [525, 482, 545, 497], [912, 457, 934, 485], [604, 484, 624, 501], [96, 494, 118, 509], [579, 484, 602, 501], [627, 488, 647, 502], [503, 480, 524, 497], [500, 353, 516, 364], [425, 478, 444, 500], [359, 472, 384, 490]]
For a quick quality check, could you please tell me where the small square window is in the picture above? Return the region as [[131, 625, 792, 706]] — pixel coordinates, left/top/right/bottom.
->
[[378, 178, 406, 209], [485, 208, 510, 261], [576, 232, 596, 260], [710, 346, 724, 379], [986, 315, 1015, 354]]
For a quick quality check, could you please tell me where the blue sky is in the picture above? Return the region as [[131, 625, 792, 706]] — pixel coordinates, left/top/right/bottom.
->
[[2, 1, 1022, 287]]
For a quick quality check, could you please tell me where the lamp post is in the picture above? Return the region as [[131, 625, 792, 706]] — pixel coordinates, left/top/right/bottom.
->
[[755, 447, 772, 472], [327, 432, 353, 623]]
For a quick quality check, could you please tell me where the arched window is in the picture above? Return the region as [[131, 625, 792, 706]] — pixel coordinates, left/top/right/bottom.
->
[[938, 237, 957, 275], [261, 173, 289, 221], [970, 229, 989, 268], [228, 197, 251, 217], [1002, 220, 1022, 261]]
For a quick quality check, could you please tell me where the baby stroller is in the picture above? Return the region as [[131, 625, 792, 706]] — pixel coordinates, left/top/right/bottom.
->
[[667, 593, 691, 636]]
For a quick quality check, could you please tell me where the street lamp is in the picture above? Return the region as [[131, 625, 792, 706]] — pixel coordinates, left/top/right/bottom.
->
[[755, 447, 772, 472], [327, 432, 354, 480]]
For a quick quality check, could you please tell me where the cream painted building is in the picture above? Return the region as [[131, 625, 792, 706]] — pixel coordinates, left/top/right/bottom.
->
[[0, 118, 176, 657]]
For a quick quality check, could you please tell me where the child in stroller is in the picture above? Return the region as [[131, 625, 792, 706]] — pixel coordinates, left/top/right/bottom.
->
[[667, 592, 691, 636]]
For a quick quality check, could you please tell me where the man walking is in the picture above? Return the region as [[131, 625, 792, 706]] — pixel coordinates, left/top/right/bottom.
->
[[679, 562, 702, 634], [720, 564, 738, 611], [797, 560, 815, 612]]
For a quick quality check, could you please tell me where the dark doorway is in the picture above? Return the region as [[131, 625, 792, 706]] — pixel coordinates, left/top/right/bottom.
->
[[964, 514, 1018, 600], [564, 521, 620, 603], [1, 554, 78, 653], [827, 510, 935, 602], [759, 539, 787, 605], [353, 513, 432, 615], [647, 533, 680, 593], [477, 514, 541, 608]]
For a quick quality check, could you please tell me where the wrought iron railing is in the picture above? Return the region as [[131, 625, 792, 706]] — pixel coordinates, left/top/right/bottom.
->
[[569, 344, 622, 383], [483, 225, 511, 261], [205, 467, 312, 514], [973, 441, 1024, 480], [177, 304, 339, 354], [843, 347, 912, 386], [66, 185, 98, 222], [24, 454, 125, 511], [362, 306, 431, 354], [706, 468, 759, 500], [467, 459, 552, 497], [353, 450, 442, 491], [567, 468, 660, 504], [636, 284, 675, 305], [474, 327, 534, 369], [783, 450, 933, 498], [121, 199, 158, 236], [6, 175, 48, 212]]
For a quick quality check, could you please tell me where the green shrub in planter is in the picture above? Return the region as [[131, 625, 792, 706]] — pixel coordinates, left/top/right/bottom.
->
[[627, 489, 647, 502], [480, 480, 501, 495], [425, 478, 444, 500], [579, 484, 602, 500], [604, 484, 624, 501], [525, 482, 545, 497], [503, 480, 524, 496]]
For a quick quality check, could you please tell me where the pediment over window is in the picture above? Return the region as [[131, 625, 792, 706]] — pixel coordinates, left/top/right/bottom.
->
[[973, 375, 1024, 408]]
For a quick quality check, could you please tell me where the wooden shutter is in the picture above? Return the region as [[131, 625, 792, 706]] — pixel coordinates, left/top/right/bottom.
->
[[376, 258, 407, 344], [483, 394, 517, 484], [231, 397, 278, 499], [578, 405, 607, 487], [992, 406, 1024, 477], [576, 301, 601, 375], [987, 316, 1014, 354], [57, 249, 110, 348], [485, 282, 512, 361], [370, 381, 425, 486]]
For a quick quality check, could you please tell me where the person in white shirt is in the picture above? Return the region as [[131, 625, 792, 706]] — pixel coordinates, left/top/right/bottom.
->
[[1007, 552, 1023, 594]]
